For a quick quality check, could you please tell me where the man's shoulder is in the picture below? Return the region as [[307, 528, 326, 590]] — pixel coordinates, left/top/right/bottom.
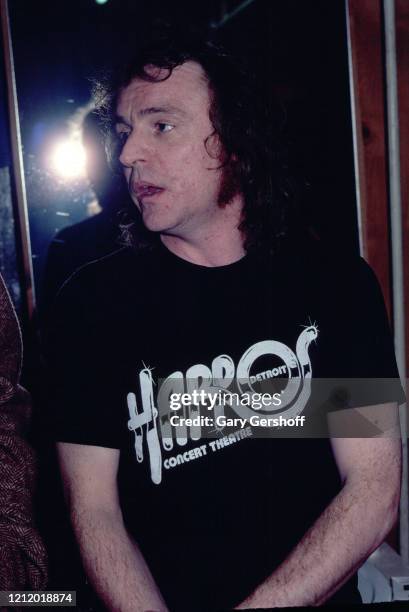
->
[[277, 236, 376, 290], [50, 246, 160, 324], [60, 246, 154, 293], [309, 242, 382, 296]]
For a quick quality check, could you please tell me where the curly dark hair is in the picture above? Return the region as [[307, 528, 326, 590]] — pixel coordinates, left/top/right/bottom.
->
[[94, 29, 296, 254]]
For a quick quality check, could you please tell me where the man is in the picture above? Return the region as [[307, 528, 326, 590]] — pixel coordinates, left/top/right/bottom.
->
[[46, 36, 402, 611]]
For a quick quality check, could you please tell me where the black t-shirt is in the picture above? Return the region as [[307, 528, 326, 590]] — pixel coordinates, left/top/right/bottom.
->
[[45, 241, 403, 611]]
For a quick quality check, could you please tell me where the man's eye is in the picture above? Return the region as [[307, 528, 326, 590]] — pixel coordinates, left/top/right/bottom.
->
[[117, 130, 130, 142], [155, 123, 174, 134]]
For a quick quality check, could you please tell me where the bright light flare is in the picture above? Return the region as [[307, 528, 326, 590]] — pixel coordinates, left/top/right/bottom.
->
[[51, 139, 87, 179]]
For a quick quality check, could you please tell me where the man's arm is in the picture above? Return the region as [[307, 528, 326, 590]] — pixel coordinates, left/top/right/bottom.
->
[[236, 403, 401, 608], [58, 442, 169, 612]]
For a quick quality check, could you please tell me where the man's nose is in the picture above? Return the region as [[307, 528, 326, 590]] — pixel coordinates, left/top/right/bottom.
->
[[118, 131, 148, 168]]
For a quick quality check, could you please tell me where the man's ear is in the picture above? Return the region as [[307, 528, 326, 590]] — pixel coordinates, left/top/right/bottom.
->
[[204, 131, 225, 162]]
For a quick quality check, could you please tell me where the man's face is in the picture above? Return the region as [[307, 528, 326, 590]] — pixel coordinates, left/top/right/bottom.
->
[[115, 61, 234, 239]]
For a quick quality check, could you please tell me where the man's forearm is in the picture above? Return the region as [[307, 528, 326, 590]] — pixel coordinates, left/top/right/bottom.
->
[[71, 506, 168, 612], [235, 476, 399, 608]]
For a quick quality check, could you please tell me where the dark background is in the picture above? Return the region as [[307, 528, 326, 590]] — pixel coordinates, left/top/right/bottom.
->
[[8, 0, 359, 308]]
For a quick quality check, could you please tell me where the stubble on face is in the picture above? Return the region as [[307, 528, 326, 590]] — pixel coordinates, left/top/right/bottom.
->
[[117, 61, 244, 244]]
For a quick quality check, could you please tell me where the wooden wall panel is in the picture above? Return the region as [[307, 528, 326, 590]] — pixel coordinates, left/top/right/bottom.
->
[[348, 0, 391, 318]]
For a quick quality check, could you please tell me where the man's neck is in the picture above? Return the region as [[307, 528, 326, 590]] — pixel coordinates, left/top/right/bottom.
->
[[160, 196, 246, 267], [160, 234, 246, 267]]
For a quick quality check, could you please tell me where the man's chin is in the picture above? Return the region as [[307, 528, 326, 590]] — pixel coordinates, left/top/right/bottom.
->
[[141, 214, 174, 234]]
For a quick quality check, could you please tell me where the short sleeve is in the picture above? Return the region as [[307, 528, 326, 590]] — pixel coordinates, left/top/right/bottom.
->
[[43, 266, 125, 449], [318, 256, 406, 429]]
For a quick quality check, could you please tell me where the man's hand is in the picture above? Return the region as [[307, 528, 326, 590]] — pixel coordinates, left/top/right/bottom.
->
[[58, 442, 169, 612], [235, 402, 401, 608]]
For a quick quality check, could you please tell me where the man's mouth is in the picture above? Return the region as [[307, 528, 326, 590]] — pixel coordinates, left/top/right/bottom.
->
[[132, 182, 164, 200]]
